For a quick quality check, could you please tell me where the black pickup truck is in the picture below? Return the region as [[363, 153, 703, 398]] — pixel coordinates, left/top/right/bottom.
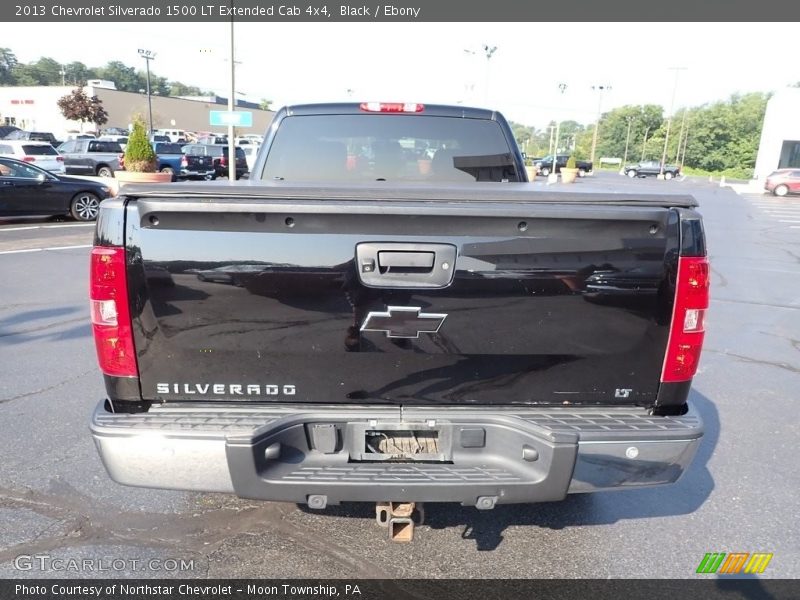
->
[[89, 103, 707, 528], [119, 143, 215, 181], [625, 160, 682, 179], [533, 154, 593, 177]]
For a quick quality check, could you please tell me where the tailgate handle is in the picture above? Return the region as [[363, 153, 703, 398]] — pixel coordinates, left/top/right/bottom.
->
[[357, 243, 457, 289], [378, 251, 434, 272]]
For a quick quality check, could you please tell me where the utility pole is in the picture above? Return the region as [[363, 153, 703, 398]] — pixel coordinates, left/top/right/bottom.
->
[[59, 65, 66, 86], [589, 84, 611, 169], [621, 116, 635, 174], [660, 67, 687, 178], [137, 49, 156, 136]]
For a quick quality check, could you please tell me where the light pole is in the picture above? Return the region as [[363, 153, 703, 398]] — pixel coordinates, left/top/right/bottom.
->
[[641, 125, 651, 161], [675, 108, 688, 164], [199, 41, 240, 180], [227, 7, 236, 181], [589, 84, 611, 169], [621, 116, 635, 174], [137, 48, 156, 135], [482, 44, 497, 106], [660, 67, 687, 178], [551, 83, 567, 181], [464, 45, 497, 106], [59, 65, 66, 86], [679, 128, 689, 168]]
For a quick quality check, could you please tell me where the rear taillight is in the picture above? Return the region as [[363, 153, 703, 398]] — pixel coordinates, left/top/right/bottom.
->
[[22, 156, 35, 162], [360, 102, 424, 113], [220, 156, 228, 166], [180, 155, 188, 167], [90, 247, 138, 377], [661, 256, 710, 383], [56, 156, 64, 162]]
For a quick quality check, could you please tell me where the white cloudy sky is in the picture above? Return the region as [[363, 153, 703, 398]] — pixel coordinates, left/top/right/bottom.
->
[[4, 22, 797, 127]]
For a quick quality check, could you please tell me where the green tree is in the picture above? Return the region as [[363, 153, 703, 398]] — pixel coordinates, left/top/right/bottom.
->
[[170, 81, 206, 96], [96, 61, 140, 91], [259, 98, 273, 111], [64, 61, 94, 85], [150, 75, 170, 96], [11, 63, 45, 85], [681, 92, 768, 176], [0, 48, 18, 84], [32, 57, 63, 84], [509, 121, 536, 154], [124, 117, 157, 172]]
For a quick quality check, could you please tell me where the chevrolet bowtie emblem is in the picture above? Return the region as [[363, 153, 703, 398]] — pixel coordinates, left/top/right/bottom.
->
[[360, 306, 447, 339]]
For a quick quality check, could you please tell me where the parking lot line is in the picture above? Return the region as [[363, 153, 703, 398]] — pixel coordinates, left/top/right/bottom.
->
[[0, 244, 92, 255], [43, 244, 93, 251], [0, 226, 41, 232], [778, 220, 800, 223], [0, 248, 44, 255], [0, 223, 95, 232]]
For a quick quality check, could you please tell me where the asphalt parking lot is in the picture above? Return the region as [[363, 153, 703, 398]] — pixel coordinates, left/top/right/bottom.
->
[[0, 173, 798, 579]]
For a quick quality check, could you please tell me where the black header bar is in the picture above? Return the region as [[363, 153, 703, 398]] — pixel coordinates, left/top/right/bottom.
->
[[2, 0, 798, 22]]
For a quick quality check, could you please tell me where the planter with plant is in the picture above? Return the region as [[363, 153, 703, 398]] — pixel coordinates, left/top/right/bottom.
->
[[115, 118, 172, 185], [560, 155, 579, 183]]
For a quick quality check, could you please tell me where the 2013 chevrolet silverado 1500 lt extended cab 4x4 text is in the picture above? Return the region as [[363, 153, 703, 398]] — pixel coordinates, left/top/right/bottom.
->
[[89, 103, 707, 537]]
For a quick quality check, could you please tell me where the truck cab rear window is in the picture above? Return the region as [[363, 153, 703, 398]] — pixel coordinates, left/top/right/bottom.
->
[[156, 143, 184, 154], [261, 114, 520, 183]]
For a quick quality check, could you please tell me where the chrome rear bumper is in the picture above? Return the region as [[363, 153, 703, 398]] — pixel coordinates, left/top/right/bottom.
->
[[91, 402, 703, 507]]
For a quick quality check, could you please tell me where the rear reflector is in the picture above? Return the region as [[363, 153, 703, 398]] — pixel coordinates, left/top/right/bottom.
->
[[360, 102, 424, 113], [90, 247, 138, 377], [661, 256, 710, 383]]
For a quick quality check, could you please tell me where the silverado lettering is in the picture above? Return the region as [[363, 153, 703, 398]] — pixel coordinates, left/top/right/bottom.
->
[[155, 383, 297, 396], [89, 102, 707, 532]]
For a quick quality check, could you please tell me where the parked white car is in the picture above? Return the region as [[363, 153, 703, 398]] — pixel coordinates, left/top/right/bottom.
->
[[236, 134, 263, 146], [0, 140, 65, 173], [241, 144, 260, 172]]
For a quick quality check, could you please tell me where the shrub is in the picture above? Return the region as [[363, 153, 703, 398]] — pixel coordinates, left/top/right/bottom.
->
[[124, 118, 156, 172], [566, 156, 577, 169]]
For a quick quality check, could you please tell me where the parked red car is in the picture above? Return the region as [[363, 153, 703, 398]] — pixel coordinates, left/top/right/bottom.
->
[[764, 168, 800, 197]]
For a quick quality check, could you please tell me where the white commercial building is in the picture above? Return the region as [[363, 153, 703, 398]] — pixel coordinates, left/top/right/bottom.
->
[[753, 87, 800, 180], [0, 85, 274, 140]]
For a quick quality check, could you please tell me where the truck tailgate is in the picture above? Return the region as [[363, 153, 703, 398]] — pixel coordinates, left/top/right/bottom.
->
[[185, 154, 213, 171], [123, 185, 690, 407]]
